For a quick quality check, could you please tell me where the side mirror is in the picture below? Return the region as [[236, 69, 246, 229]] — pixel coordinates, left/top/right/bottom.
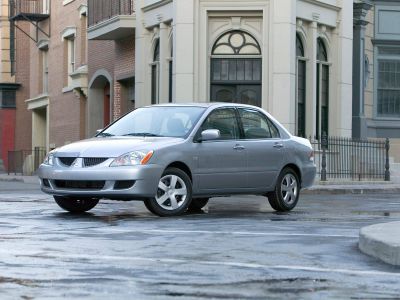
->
[[200, 129, 220, 142]]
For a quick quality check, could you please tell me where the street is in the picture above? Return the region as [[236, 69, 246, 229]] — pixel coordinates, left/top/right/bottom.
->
[[0, 181, 400, 299]]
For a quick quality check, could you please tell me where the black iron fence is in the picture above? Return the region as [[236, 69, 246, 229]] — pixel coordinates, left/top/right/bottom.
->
[[310, 135, 390, 181], [8, 148, 47, 176], [88, 0, 135, 27]]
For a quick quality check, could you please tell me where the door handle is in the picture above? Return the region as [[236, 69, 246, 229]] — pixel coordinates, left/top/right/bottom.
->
[[233, 144, 245, 151], [273, 142, 284, 149]]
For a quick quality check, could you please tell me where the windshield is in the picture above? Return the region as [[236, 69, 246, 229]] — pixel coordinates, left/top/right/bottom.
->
[[99, 106, 206, 138]]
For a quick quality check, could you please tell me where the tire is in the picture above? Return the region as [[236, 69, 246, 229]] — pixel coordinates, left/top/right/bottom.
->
[[145, 167, 193, 217], [188, 198, 209, 211], [267, 167, 300, 212], [54, 196, 99, 213]]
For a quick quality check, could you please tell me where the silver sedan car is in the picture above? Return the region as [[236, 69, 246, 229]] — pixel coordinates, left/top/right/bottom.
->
[[38, 103, 316, 216]]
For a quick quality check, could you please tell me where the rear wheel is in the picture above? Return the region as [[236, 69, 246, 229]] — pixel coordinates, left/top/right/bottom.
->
[[54, 196, 99, 213], [145, 167, 192, 217], [267, 168, 300, 212], [188, 198, 209, 211]]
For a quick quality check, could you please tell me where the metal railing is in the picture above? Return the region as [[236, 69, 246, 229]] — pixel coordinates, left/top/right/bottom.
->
[[9, 0, 47, 17], [88, 0, 135, 27], [310, 135, 390, 181], [8, 148, 47, 176]]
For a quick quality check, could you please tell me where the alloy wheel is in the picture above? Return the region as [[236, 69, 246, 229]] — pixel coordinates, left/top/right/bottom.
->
[[155, 174, 188, 210], [280, 173, 298, 205]]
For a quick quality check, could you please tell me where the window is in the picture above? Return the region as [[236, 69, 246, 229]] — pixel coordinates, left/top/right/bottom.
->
[[210, 30, 262, 107], [200, 108, 240, 140], [316, 38, 329, 137], [63, 33, 76, 87], [151, 39, 160, 105], [238, 108, 280, 139], [41, 50, 49, 93], [0, 90, 16, 108], [376, 47, 400, 117], [296, 34, 306, 137]]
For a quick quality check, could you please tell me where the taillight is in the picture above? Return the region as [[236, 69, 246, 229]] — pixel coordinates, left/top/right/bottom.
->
[[309, 151, 314, 162]]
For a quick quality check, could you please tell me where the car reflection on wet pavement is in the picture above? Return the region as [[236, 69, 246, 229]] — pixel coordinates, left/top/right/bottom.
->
[[0, 181, 400, 299]]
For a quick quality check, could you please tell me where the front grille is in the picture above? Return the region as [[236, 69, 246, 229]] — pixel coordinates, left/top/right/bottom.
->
[[54, 180, 105, 190], [59, 157, 76, 166], [83, 157, 108, 167]]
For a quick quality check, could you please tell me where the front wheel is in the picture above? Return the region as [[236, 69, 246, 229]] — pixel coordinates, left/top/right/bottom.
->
[[54, 196, 99, 213], [267, 168, 300, 212], [145, 168, 192, 217]]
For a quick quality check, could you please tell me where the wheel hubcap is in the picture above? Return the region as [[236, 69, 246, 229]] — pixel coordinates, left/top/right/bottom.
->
[[280, 174, 298, 205], [155, 175, 187, 210]]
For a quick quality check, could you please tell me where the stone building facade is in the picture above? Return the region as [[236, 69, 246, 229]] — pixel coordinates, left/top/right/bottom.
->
[[135, 0, 354, 139], [353, 0, 400, 160]]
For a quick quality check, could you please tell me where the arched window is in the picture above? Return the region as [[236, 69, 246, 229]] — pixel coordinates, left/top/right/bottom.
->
[[316, 38, 329, 137], [151, 39, 160, 104], [296, 34, 306, 137], [210, 30, 262, 107]]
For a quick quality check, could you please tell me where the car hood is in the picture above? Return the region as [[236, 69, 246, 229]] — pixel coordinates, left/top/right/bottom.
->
[[53, 137, 184, 158]]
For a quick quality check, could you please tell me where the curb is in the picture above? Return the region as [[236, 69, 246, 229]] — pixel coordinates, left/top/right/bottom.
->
[[303, 187, 400, 195], [0, 176, 39, 184], [359, 222, 400, 266]]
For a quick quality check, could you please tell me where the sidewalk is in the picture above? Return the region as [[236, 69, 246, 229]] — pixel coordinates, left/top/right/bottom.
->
[[1, 173, 400, 192], [359, 222, 400, 266], [0, 174, 39, 184]]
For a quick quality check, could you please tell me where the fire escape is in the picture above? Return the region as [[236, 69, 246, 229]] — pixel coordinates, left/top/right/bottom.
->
[[9, 0, 50, 43]]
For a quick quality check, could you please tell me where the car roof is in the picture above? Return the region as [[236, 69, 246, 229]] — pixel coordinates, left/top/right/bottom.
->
[[147, 102, 262, 110]]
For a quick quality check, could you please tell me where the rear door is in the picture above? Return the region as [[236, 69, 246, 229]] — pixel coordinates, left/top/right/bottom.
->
[[237, 108, 285, 190]]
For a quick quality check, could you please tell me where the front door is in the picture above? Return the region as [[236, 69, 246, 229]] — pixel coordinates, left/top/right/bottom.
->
[[195, 108, 247, 192]]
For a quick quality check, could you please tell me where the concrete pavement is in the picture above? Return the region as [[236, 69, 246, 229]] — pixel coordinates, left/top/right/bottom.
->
[[1, 173, 400, 269]]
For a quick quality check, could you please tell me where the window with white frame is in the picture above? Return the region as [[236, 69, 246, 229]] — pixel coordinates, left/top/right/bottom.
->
[[63, 34, 76, 87], [376, 46, 400, 118]]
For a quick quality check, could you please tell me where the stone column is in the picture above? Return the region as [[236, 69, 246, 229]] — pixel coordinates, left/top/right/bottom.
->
[[352, 1, 372, 139], [135, 0, 149, 108], [173, 0, 194, 102], [306, 20, 318, 138], [271, 0, 296, 133], [159, 22, 169, 103]]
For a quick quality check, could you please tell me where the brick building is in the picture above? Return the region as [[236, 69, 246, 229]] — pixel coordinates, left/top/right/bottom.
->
[[10, 0, 88, 172], [0, 0, 19, 171], [87, 0, 135, 136]]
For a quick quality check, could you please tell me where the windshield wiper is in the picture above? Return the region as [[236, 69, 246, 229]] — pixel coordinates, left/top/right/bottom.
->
[[96, 132, 114, 137], [123, 133, 164, 137]]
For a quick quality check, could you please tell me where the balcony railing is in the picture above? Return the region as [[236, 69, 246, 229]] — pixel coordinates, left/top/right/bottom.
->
[[9, 0, 49, 21], [88, 0, 135, 28]]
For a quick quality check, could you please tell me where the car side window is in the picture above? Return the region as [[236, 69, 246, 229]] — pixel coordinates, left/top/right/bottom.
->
[[200, 108, 240, 140], [238, 108, 280, 139]]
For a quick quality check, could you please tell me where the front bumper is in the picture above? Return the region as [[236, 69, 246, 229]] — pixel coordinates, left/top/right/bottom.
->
[[38, 163, 164, 199]]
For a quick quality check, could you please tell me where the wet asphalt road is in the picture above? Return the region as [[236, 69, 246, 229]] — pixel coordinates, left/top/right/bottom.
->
[[0, 181, 400, 299]]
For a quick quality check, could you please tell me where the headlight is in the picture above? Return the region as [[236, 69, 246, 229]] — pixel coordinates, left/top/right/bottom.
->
[[110, 151, 154, 167], [43, 152, 55, 166]]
